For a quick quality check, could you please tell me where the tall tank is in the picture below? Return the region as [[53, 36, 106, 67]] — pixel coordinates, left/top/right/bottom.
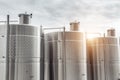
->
[[5, 24, 40, 80], [0, 15, 41, 80], [87, 29, 120, 80], [44, 22, 87, 80]]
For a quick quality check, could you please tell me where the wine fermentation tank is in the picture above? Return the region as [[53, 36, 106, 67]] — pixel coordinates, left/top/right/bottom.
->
[[0, 14, 41, 80], [87, 30, 120, 80], [44, 22, 87, 80], [1, 24, 41, 80]]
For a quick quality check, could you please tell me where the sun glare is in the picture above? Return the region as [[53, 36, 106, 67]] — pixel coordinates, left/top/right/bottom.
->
[[86, 33, 100, 39]]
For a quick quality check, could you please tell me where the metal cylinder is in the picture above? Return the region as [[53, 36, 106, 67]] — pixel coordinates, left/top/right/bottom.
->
[[18, 13, 32, 24], [44, 31, 87, 80], [0, 24, 41, 80], [87, 37, 120, 80], [70, 22, 80, 31], [107, 28, 115, 37]]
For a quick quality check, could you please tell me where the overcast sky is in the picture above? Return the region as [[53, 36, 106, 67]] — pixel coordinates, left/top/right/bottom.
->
[[0, 0, 120, 33]]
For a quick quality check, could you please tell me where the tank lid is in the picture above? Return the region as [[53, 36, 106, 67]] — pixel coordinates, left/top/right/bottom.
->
[[18, 12, 32, 24], [70, 21, 80, 31], [107, 28, 116, 37]]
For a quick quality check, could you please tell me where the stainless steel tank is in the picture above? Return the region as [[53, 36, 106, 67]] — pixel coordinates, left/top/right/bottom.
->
[[0, 24, 41, 80], [44, 31, 87, 80], [87, 37, 120, 80]]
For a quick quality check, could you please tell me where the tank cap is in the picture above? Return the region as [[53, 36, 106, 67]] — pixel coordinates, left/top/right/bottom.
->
[[18, 12, 32, 24], [70, 21, 80, 31]]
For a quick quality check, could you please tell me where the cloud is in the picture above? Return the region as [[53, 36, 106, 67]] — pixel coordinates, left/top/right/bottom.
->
[[33, 0, 120, 20], [0, 0, 120, 32]]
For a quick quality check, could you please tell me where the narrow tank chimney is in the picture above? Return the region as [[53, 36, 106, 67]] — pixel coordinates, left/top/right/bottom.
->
[[18, 13, 32, 24], [107, 28, 115, 37], [70, 21, 80, 31]]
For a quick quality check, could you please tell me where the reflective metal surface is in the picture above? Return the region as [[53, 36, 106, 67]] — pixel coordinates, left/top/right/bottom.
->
[[0, 24, 40, 80], [44, 32, 87, 80], [0, 25, 7, 80], [19, 14, 32, 24], [87, 37, 120, 80]]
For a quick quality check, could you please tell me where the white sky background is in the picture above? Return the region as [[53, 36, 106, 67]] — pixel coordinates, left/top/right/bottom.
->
[[0, 0, 120, 35]]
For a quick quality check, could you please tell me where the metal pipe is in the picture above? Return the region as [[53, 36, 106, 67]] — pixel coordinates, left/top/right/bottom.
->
[[6, 15, 10, 80], [40, 26, 44, 80], [43, 27, 65, 30], [0, 20, 18, 23], [63, 27, 66, 80]]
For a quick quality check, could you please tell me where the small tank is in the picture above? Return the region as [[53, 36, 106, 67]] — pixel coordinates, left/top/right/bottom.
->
[[87, 29, 120, 80]]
